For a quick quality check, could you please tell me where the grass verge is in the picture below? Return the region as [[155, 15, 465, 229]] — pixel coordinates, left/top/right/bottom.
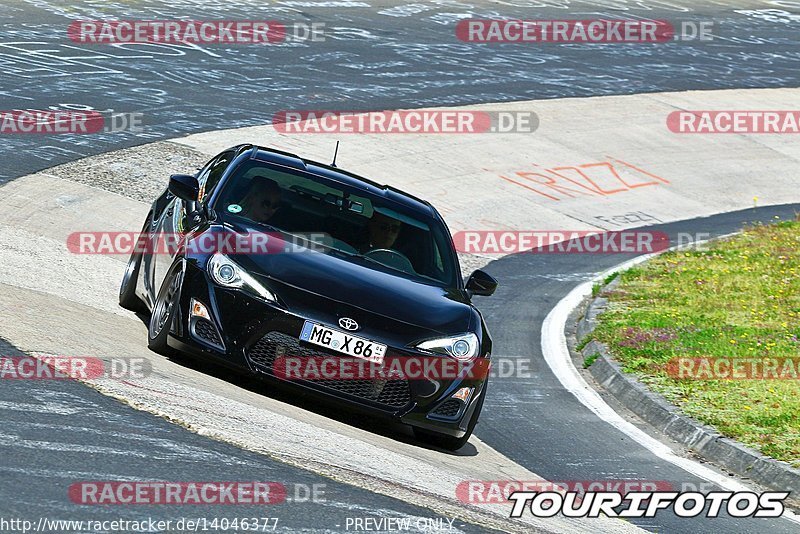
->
[[591, 219, 800, 467]]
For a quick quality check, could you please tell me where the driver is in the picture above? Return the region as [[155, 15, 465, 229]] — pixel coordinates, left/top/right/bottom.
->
[[240, 176, 283, 224], [358, 211, 402, 253]]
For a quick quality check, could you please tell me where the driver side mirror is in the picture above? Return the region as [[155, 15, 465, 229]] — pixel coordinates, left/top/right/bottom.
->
[[169, 174, 200, 202], [466, 269, 498, 297]]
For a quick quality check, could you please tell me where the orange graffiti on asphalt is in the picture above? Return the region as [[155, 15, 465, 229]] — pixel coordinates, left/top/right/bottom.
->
[[495, 157, 669, 201]]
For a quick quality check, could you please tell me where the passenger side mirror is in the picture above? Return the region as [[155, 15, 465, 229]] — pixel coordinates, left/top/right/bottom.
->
[[466, 269, 498, 297], [169, 174, 200, 202]]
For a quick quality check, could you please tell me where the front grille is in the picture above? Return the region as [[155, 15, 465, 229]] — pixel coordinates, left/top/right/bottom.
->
[[247, 331, 411, 408], [194, 319, 222, 346], [432, 399, 462, 418]]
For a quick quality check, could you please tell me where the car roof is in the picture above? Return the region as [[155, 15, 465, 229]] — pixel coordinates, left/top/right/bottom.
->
[[241, 144, 436, 218]]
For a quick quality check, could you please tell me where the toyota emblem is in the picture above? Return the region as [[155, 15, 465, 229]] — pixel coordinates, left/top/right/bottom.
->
[[338, 317, 359, 331]]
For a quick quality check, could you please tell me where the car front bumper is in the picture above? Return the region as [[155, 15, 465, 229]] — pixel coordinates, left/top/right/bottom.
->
[[166, 263, 489, 438]]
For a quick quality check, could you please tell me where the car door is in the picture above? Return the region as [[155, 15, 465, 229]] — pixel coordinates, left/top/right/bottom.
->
[[149, 150, 236, 299]]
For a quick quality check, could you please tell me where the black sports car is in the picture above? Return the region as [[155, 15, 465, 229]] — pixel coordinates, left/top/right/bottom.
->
[[120, 144, 498, 450]]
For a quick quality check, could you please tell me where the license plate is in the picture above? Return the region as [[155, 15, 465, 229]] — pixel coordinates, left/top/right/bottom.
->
[[299, 321, 386, 364]]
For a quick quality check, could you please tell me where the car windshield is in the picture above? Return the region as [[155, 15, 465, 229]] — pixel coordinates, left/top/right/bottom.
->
[[214, 159, 460, 287]]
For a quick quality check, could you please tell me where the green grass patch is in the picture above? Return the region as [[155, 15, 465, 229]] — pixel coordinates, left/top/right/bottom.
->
[[576, 336, 591, 352], [603, 271, 620, 285], [591, 282, 602, 298], [592, 219, 800, 467]]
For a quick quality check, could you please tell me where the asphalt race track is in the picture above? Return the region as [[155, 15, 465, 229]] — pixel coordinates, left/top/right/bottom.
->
[[1, 1, 800, 533], [3, 0, 800, 179], [0, 342, 500, 534], [477, 204, 800, 532]]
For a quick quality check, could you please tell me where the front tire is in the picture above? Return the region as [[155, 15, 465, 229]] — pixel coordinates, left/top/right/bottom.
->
[[414, 383, 487, 451], [148, 261, 184, 355]]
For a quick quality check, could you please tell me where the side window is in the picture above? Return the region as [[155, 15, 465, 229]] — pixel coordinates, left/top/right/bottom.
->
[[197, 151, 235, 202], [434, 242, 444, 273]]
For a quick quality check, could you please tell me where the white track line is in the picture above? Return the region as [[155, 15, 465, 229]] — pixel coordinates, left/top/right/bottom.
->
[[541, 246, 800, 525]]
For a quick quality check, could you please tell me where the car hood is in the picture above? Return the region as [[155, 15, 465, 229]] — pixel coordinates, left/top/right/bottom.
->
[[213, 224, 472, 335]]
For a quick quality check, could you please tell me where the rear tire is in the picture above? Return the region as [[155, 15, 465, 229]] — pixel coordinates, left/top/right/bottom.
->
[[414, 383, 487, 451], [147, 261, 184, 355], [119, 218, 149, 313]]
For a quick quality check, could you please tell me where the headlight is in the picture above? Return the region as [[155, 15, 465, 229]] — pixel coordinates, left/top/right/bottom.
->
[[415, 333, 480, 361], [207, 252, 277, 302]]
